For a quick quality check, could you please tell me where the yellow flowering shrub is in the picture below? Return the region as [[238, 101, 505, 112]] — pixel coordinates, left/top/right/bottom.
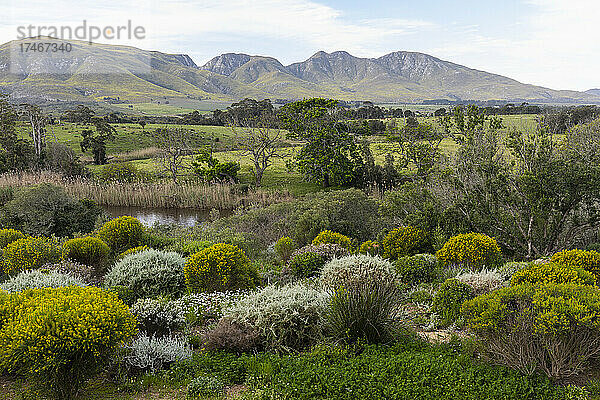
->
[[0, 286, 137, 399], [2, 237, 63, 275], [359, 240, 380, 256], [184, 243, 259, 292], [117, 245, 150, 260], [551, 249, 600, 282], [436, 233, 501, 270], [381, 226, 429, 260], [462, 283, 600, 379], [511, 262, 596, 286], [0, 228, 25, 248], [274, 236, 295, 263], [63, 236, 110, 272], [312, 230, 353, 251], [96, 216, 144, 253]]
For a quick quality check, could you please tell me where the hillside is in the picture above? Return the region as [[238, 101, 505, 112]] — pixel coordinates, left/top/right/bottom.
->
[[1, 38, 598, 104]]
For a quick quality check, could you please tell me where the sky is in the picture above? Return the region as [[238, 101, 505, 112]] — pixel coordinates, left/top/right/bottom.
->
[[2, 0, 599, 91]]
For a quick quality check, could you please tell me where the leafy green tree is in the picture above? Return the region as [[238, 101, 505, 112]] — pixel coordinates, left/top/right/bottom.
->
[[63, 105, 95, 124], [0, 96, 34, 172], [192, 148, 240, 183], [80, 118, 116, 165]]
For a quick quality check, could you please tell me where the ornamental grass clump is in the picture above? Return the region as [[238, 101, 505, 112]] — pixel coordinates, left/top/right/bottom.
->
[[2, 237, 63, 275], [382, 226, 430, 260], [462, 283, 600, 380], [96, 215, 145, 253], [551, 249, 600, 283], [184, 243, 259, 293], [511, 262, 595, 286], [436, 233, 502, 271], [0, 286, 137, 399]]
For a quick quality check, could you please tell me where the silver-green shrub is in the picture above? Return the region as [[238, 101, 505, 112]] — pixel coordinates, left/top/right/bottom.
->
[[123, 334, 192, 373], [455, 269, 506, 296], [498, 261, 529, 280], [0, 269, 87, 292], [319, 254, 396, 289], [130, 298, 188, 336], [225, 283, 328, 353], [104, 249, 186, 301]]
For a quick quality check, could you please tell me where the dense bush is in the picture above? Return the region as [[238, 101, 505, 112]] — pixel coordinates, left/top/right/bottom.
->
[[382, 226, 429, 260], [0, 228, 25, 248], [511, 262, 595, 286], [42, 259, 96, 285], [319, 254, 396, 290], [436, 233, 502, 271], [130, 298, 188, 336], [187, 375, 224, 399], [184, 243, 258, 292], [394, 254, 438, 285], [2, 237, 63, 275], [551, 249, 600, 282], [117, 245, 150, 259], [0, 269, 87, 292], [202, 317, 261, 354], [63, 236, 110, 272], [0, 287, 136, 399], [359, 240, 380, 256], [455, 269, 506, 296], [123, 334, 192, 374], [432, 278, 474, 326], [99, 161, 146, 182], [0, 183, 101, 237], [274, 236, 295, 264], [499, 261, 529, 279], [462, 283, 600, 380], [245, 342, 558, 400], [289, 243, 351, 263], [104, 249, 186, 301], [166, 240, 213, 257], [288, 252, 326, 278], [225, 283, 328, 353], [312, 230, 353, 251], [96, 216, 145, 253]]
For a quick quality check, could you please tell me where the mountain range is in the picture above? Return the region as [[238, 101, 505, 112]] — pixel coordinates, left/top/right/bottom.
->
[[0, 38, 598, 105]]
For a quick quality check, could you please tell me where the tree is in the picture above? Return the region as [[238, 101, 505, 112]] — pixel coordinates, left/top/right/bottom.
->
[[0, 96, 34, 172], [230, 116, 286, 186], [148, 127, 198, 183], [278, 98, 363, 187], [63, 105, 95, 124], [20, 104, 47, 158], [80, 118, 116, 165], [192, 148, 240, 183]]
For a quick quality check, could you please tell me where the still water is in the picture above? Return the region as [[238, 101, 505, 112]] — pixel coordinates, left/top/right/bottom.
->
[[102, 206, 214, 227]]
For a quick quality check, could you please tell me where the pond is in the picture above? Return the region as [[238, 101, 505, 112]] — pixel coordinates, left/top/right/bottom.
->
[[102, 206, 218, 227]]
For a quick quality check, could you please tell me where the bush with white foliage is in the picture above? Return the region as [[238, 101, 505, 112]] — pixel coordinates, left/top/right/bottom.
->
[[455, 269, 507, 296], [0, 269, 87, 292], [122, 334, 192, 373], [319, 254, 396, 290]]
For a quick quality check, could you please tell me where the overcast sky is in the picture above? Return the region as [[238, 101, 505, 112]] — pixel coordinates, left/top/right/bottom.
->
[[3, 0, 599, 91]]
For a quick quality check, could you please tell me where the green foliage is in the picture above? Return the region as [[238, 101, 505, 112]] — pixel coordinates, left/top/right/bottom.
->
[[394, 254, 438, 285], [192, 148, 240, 183], [2, 237, 63, 275], [551, 249, 600, 282], [0, 228, 25, 248], [104, 249, 186, 301], [462, 283, 600, 380], [184, 243, 258, 292], [80, 118, 116, 165], [432, 278, 474, 326], [96, 216, 145, 253], [117, 245, 150, 259], [382, 226, 430, 260], [0, 286, 137, 399], [0, 183, 101, 237], [436, 233, 502, 271], [274, 236, 295, 264], [99, 161, 146, 182], [312, 230, 353, 251], [359, 240, 380, 256], [63, 236, 110, 272], [187, 375, 224, 399], [167, 240, 213, 257], [319, 254, 396, 290], [288, 252, 326, 278], [511, 262, 596, 286]]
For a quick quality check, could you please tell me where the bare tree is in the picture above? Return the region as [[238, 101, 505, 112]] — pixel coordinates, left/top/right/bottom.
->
[[20, 104, 47, 158], [230, 116, 286, 186], [149, 127, 199, 183]]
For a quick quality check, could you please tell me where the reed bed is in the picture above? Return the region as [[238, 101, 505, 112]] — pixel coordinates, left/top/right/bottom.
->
[[0, 171, 293, 210]]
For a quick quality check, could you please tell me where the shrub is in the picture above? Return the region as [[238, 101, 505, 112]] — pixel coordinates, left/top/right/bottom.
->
[[0, 183, 101, 237], [551, 249, 600, 282], [326, 276, 402, 344], [498, 261, 529, 279], [63, 236, 110, 272], [0, 269, 87, 292], [359, 240, 380, 256], [511, 262, 595, 286], [96, 216, 145, 253], [274, 236, 295, 263], [289, 243, 351, 262], [184, 244, 258, 293], [187, 375, 224, 399], [288, 252, 326, 278], [409, 289, 434, 304], [99, 162, 145, 183], [117, 245, 150, 259], [225, 283, 328, 353], [319, 254, 396, 290], [394, 254, 438, 285], [462, 283, 600, 380], [2, 237, 63, 275], [123, 334, 192, 374], [0, 228, 25, 248], [167, 240, 213, 257], [104, 249, 186, 301], [436, 233, 502, 271], [381, 226, 429, 260], [177, 291, 249, 321], [202, 317, 261, 354], [130, 298, 188, 336], [312, 230, 353, 251], [455, 269, 506, 296], [432, 278, 474, 326], [0, 287, 136, 399], [42, 259, 96, 285]]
